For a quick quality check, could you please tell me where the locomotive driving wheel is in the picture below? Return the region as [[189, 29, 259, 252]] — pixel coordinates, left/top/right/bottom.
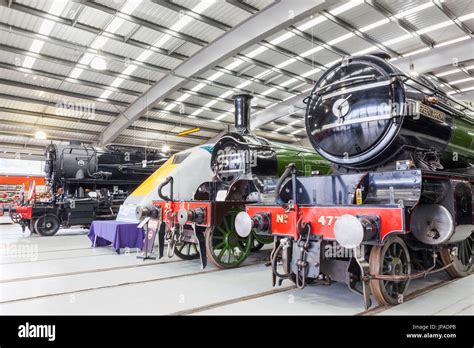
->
[[369, 236, 411, 306], [34, 214, 60, 236], [174, 241, 200, 260], [251, 232, 273, 252], [440, 232, 473, 278], [205, 209, 252, 269]]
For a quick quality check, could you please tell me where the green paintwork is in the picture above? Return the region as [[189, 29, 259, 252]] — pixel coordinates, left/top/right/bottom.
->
[[270, 142, 332, 177], [446, 116, 474, 161]]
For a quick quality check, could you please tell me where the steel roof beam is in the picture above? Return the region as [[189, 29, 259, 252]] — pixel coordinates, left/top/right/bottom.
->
[[99, 0, 328, 146], [0, 4, 303, 104], [365, 0, 435, 48], [432, 0, 473, 38]]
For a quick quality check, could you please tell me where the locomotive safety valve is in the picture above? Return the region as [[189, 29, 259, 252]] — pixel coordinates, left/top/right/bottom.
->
[[235, 211, 270, 237], [333, 214, 380, 249]]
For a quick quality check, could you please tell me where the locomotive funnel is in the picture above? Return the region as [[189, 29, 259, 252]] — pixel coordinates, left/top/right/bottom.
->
[[234, 94, 253, 133]]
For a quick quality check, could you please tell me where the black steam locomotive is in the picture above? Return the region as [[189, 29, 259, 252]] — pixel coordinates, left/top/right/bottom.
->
[[237, 54, 473, 308], [13, 143, 164, 236]]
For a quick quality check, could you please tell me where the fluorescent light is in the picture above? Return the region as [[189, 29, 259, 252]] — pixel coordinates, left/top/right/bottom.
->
[[48, 1, 68, 16], [79, 53, 94, 65], [328, 33, 355, 46], [236, 80, 252, 89], [394, 2, 434, 19], [300, 46, 324, 57], [100, 90, 112, 99], [301, 68, 321, 77], [122, 64, 138, 75], [122, 0, 143, 14], [215, 114, 227, 121], [30, 39, 45, 53], [280, 78, 298, 87], [330, 0, 363, 16], [90, 56, 107, 70], [288, 120, 301, 126], [382, 33, 412, 46], [297, 16, 326, 32], [164, 103, 176, 111], [219, 90, 233, 98], [106, 17, 126, 34], [291, 129, 303, 135], [261, 88, 276, 96], [402, 47, 430, 57], [136, 50, 153, 62], [110, 77, 125, 87], [191, 109, 203, 116], [69, 68, 84, 79], [246, 46, 267, 58], [276, 58, 296, 69], [34, 130, 47, 139], [177, 93, 191, 102], [91, 36, 108, 49], [192, 83, 207, 91], [38, 20, 55, 35], [224, 59, 244, 70], [274, 126, 286, 132], [417, 20, 452, 35], [353, 45, 378, 55], [458, 13, 474, 21], [359, 18, 390, 32], [435, 36, 470, 48], [255, 70, 272, 79], [154, 34, 172, 48], [204, 100, 218, 108], [207, 71, 224, 81], [22, 56, 36, 68], [270, 32, 295, 45], [193, 0, 215, 14], [450, 77, 474, 84]]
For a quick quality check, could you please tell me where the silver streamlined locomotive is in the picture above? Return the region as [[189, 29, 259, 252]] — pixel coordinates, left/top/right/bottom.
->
[[237, 54, 473, 308]]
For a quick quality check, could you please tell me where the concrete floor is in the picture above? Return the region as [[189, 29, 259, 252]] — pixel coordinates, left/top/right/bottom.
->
[[0, 217, 472, 315]]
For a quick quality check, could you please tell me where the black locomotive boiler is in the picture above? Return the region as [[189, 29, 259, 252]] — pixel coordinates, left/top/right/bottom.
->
[[13, 143, 164, 236], [237, 54, 473, 308]]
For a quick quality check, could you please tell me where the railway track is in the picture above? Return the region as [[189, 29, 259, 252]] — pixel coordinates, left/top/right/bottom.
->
[[0, 258, 269, 305], [174, 272, 470, 315]]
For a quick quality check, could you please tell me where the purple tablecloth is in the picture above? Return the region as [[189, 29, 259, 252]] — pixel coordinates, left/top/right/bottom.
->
[[88, 220, 144, 254]]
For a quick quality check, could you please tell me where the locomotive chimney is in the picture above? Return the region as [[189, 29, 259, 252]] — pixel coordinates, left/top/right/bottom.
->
[[234, 94, 253, 134]]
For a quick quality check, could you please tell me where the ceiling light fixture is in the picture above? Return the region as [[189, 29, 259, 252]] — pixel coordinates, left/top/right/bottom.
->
[[90, 56, 107, 70], [34, 130, 47, 140]]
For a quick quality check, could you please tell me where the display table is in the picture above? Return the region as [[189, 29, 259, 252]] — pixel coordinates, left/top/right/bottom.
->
[[88, 220, 144, 254]]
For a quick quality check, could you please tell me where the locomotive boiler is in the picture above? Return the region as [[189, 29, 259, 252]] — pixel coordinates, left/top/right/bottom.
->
[[13, 143, 163, 236], [137, 94, 331, 269], [237, 55, 473, 308]]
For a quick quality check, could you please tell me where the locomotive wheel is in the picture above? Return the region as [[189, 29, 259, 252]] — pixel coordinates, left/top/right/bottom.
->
[[28, 219, 37, 234], [174, 241, 200, 260], [34, 214, 60, 236], [10, 213, 21, 224], [440, 232, 473, 278], [251, 232, 273, 251], [205, 210, 252, 269], [369, 236, 411, 306]]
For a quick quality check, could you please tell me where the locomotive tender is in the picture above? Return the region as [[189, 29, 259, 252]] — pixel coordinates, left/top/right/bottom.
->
[[137, 94, 331, 269], [236, 55, 473, 308], [13, 143, 162, 236]]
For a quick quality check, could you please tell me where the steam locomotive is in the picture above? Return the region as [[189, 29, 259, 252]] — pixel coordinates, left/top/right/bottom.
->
[[236, 55, 473, 308], [137, 94, 330, 269], [13, 143, 164, 236]]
